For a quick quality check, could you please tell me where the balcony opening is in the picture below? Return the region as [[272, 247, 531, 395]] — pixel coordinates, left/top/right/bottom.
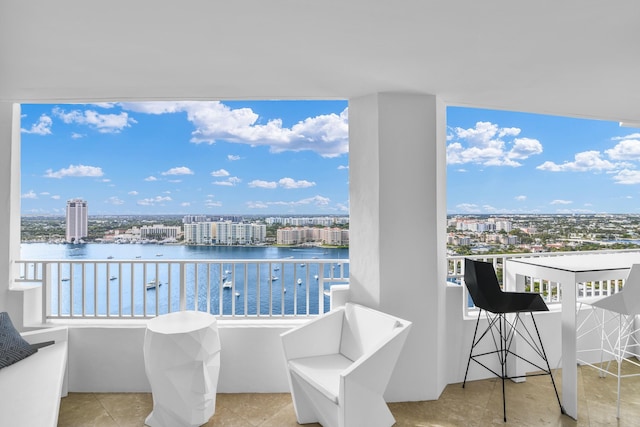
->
[[18, 100, 349, 319]]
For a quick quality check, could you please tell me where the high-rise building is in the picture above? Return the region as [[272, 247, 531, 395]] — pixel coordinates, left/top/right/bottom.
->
[[66, 199, 88, 243]]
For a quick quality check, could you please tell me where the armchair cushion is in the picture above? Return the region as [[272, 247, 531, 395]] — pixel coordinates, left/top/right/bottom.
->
[[0, 312, 37, 369]]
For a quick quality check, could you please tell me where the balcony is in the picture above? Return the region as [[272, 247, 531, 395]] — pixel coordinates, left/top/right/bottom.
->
[[7, 248, 640, 424]]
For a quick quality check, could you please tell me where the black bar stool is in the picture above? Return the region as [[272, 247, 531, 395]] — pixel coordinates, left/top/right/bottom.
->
[[462, 258, 564, 422]]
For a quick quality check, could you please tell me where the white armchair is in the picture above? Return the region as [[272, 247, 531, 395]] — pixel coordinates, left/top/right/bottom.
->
[[281, 302, 412, 427]]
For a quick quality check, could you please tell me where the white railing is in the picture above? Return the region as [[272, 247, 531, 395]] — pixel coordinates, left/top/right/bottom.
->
[[15, 248, 639, 322], [15, 259, 349, 321], [448, 249, 640, 317]]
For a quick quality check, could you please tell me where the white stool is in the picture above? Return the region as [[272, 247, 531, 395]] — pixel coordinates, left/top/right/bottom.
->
[[577, 264, 640, 418], [143, 311, 221, 427]]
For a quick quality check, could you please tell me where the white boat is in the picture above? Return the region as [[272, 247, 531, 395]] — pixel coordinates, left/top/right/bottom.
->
[[297, 278, 302, 285], [314, 275, 319, 280], [271, 276, 278, 281], [224, 270, 232, 275], [222, 280, 233, 289], [300, 263, 306, 267], [146, 280, 161, 289], [235, 292, 240, 297], [273, 266, 280, 271]]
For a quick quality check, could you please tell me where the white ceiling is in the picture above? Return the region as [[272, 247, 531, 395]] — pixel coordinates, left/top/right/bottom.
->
[[2, 0, 640, 123]]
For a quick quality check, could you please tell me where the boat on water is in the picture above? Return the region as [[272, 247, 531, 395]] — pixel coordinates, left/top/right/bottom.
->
[[314, 274, 319, 280], [222, 280, 233, 289], [273, 266, 280, 271], [107, 256, 114, 259], [146, 280, 161, 289], [224, 270, 232, 275], [156, 253, 163, 257], [300, 263, 306, 267], [297, 278, 302, 285], [271, 276, 278, 281], [61, 277, 70, 282], [109, 276, 117, 281]]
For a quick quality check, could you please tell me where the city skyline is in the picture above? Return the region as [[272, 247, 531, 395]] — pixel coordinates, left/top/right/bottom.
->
[[20, 101, 640, 215]]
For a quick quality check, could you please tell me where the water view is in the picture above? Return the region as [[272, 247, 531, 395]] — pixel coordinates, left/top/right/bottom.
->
[[20, 244, 349, 318]]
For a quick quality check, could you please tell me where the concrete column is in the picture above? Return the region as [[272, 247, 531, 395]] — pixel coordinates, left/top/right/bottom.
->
[[0, 103, 23, 325], [348, 93, 447, 401]]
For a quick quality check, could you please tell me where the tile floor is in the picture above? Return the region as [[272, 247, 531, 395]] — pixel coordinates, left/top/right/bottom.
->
[[58, 365, 640, 426]]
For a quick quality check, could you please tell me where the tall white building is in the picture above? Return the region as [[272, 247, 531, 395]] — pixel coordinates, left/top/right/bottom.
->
[[65, 199, 88, 243]]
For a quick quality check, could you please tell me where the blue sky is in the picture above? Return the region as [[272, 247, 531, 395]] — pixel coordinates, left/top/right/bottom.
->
[[447, 108, 640, 214], [20, 101, 349, 216], [20, 101, 640, 216]]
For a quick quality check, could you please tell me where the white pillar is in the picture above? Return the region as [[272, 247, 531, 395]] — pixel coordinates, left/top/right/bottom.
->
[[0, 103, 23, 325], [348, 93, 447, 401]]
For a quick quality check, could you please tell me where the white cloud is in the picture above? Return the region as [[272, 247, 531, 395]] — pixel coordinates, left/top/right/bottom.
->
[[119, 101, 349, 158], [247, 201, 269, 209], [455, 203, 481, 213], [550, 199, 572, 205], [227, 155, 241, 161], [23, 116, 53, 135], [51, 195, 61, 200], [213, 177, 241, 186], [205, 200, 223, 207], [21, 190, 37, 199], [447, 122, 542, 167], [612, 169, 640, 184], [144, 176, 158, 182], [106, 196, 124, 205], [181, 202, 191, 207], [44, 164, 104, 179], [249, 180, 278, 189], [102, 178, 111, 183], [162, 167, 193, 176], [337, 165, 349, 170], [71, 132, 85, 139], [537, 151, 620, 172], [128, 191, 139, 195], [137, 196, 172, 206], [278, 177, 316, 189], [21, 114, 53, 135], [211, 169, 230, 177], [515, 195, 527, 201], [53, 107, 136, 134], [605, 139, 640, 161]]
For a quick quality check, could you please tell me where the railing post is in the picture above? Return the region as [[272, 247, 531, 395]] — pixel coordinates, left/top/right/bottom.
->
[[42, 262, 50, 323], [180, 262, 187, 311]]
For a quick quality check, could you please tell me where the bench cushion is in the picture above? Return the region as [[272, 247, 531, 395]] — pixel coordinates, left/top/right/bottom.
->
[[0, 312, 37, 369], [288, 353, 353, 403]]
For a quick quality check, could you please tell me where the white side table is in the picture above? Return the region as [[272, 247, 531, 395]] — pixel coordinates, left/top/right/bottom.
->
[[143, 311, 221, 427]]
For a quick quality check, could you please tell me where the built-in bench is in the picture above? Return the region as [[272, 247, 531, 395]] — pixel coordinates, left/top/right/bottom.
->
[[0, 326, 68, 427]]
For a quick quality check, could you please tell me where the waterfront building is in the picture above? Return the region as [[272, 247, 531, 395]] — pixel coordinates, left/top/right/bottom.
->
[[139, 224, 182, 240], [277, 226, 349, 245], [65, 199, 88, 243], [183, 222, 214, 245]]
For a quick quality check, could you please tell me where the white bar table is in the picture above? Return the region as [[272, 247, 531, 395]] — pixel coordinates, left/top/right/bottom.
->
[[505, 252, 640, 420], [143, 310, 221, 427]]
